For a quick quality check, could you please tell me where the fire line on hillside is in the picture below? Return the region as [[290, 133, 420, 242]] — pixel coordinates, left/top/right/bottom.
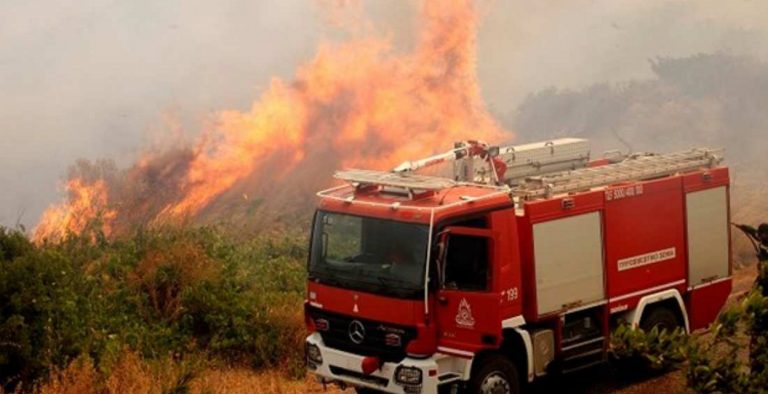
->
[[33, 0, 507, 242]]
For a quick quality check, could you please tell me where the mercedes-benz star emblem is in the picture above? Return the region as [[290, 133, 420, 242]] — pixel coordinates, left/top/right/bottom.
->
[[348, 320, 366, 344]]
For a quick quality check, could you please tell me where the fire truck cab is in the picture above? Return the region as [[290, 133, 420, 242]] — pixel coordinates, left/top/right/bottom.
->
[[305, 139, 732, 394]]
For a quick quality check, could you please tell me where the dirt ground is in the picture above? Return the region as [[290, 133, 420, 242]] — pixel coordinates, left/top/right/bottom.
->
[[303, 263, 758, 394]]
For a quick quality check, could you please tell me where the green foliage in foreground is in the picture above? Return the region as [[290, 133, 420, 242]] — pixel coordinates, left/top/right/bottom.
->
[[610, 324, 689, 372], [685, 290, 768, 393], [611, 290, 768, 393], [0, 226, 308, 389]]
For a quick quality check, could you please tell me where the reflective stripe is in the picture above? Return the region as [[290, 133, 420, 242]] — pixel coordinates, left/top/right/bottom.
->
[[609, 279, 686, 303], [688, 276, 731, 291]]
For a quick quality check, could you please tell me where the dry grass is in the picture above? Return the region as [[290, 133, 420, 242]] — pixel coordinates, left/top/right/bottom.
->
[[192, 370, 325, 394], [35, 357, 97, 394], [19, 350, 345, 394], [35, 352, 183, 394]]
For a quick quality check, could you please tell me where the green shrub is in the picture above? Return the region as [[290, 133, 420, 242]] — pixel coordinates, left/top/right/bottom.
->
[[0, 225, 308, 390], [611, 323, 689, 372], [0, 227, 32, 261], [0, 243, 100, 385], [685, 290, 768, 393], [610, 275, 768, 393]]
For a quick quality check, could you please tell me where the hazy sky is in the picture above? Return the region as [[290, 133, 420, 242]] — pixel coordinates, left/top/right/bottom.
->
[[1, 0, 767, 228]]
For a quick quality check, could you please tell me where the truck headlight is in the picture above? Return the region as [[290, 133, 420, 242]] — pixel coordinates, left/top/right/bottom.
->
[[306, 343, 323, 365], [395, 366, 422, 385]]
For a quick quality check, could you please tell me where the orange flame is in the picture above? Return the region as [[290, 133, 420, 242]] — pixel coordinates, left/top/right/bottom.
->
[[34, 178, 117, 242], [35, 0, 510, 239]]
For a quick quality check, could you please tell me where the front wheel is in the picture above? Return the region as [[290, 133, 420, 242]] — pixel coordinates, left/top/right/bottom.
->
[[467, 354, 521, 394]]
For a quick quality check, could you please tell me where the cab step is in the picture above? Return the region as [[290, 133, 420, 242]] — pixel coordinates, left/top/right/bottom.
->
[[560, 336, 606, 374]]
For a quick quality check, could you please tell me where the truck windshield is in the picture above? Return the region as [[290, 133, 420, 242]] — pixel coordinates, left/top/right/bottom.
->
[[309, 211, 429, 299]]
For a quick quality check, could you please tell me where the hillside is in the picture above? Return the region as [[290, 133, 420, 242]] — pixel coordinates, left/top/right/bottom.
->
[[506, 53, 768, 263]]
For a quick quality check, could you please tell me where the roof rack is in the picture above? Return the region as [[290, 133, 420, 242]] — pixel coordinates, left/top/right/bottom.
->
[[335, 169, 457, 192], [513, 147, 724, 200], [331, 145, 725, 203]]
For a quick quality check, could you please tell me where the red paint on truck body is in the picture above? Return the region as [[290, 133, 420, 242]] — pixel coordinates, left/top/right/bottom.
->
[[307, 154, 733, 384]]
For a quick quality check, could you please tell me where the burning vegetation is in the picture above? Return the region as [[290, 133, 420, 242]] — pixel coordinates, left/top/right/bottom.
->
[[33, 0, 507, 242], [34, 178, 116, 242]]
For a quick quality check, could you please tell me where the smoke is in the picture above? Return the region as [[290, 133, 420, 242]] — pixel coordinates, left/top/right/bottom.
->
[[2, 0, 768, 231], [512, 52, 768, 264], [0, 0, 324, 229], [477, 0, 768, 111], [31, 0, 506, 241]]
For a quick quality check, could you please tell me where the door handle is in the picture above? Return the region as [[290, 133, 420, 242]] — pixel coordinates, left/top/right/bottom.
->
[[438, 296, 449, 306]]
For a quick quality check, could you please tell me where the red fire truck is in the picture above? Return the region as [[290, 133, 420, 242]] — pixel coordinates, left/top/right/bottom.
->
[[305, 138, 732, 394]]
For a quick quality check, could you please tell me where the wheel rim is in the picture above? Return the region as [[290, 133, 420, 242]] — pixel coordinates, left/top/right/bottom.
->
[[480, 371, 511, 394]]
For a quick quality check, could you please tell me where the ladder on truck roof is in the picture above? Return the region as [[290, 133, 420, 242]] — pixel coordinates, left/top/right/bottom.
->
[[335, 169, 457, 191], [334, 138, 593, 198], [513, 147, 724, 200], [393, 138, 591, 185]]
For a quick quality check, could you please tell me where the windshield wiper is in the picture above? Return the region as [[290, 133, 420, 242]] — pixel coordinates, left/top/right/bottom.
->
[[376, 275, 419, 290], [310, 264, 351, 286], [309, 273, 341, 287], [374, 278, 421, 298]]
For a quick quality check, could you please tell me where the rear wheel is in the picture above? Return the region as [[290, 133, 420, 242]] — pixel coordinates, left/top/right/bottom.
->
[[614, 304, 685, 375], [640, 304, 681, 332], [467, 354, 521, 394]]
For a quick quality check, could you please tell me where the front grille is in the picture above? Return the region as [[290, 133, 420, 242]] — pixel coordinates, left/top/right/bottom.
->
[[330, 366, 389, 387], [308, 307, 417, 362]]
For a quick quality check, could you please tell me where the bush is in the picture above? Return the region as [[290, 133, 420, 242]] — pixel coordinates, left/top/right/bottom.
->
[[685, 290, 768, 393], [610, 324, 689, 372], [0, 227, 32, 261], [0, 235, 100, 386], [611, 270, 768, 393], [0, 225, 308, 390]]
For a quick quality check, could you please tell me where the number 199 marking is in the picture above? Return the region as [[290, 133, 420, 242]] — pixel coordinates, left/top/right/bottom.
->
[[501, 287, 519, 302]]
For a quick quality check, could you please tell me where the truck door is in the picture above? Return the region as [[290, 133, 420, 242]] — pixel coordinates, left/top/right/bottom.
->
[[436, 227, 501, 354]]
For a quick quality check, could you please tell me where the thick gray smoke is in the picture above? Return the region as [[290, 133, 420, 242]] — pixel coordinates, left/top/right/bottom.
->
[[477, 0, 768, 109], [509, 53, 768, 264], [1, 0, 768, 228], [0, 0, 323, 228]]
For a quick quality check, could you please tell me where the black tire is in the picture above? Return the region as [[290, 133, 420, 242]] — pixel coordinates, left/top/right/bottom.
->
[[640, 305, 681, 332], [467, 354, 521, 394]]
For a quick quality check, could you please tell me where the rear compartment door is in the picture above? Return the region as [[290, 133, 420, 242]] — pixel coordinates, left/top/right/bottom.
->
[[686, 186, 730, 286], [532, 211, 605, 316]]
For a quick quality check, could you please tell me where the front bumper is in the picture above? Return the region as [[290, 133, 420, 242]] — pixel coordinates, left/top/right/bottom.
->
[[306, 333, 458, 393]]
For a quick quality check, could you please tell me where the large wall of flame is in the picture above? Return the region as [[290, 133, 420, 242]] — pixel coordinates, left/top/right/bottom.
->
[[33, 0, 507, 241], [7, 0, 767, 241]]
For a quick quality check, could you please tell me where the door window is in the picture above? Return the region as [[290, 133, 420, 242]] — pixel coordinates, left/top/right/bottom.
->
[[443, 235, 489, 291]]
